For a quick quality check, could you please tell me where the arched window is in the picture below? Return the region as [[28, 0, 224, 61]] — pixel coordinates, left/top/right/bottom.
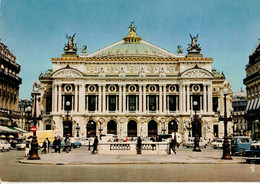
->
[[128, 120, 137, 137], [107, 120, 117, 135], [148, 120, 157, 137]]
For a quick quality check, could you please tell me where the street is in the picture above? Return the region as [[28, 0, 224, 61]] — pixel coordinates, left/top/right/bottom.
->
[[0, 147, 259, 182]]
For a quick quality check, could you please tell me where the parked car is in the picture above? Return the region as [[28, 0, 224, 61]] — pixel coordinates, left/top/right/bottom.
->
[[70, 138, 82, 148], [16, 139, 26, 150], [0, 140, 11, 152], [243, 142, 260, 163], [183, 137, 207, 148], [231, 136, 252, 155], [212, 139, 224, 149]]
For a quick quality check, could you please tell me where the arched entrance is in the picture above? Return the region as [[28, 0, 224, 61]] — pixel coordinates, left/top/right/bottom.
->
[[128, 120, 137, 137], [63, 120, 72, 137], [148, 120, 158, 137], [86, 120, 96, 137], [107, 120, 117, 135], [168, 120, 178, 134]]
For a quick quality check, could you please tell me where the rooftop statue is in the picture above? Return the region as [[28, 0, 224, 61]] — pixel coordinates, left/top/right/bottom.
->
[[81, 45, 87, 54], [64, 33, 77, 53], [187, 33, 201, 53], [177, 45, 183, 54], [128, 20, 137, 34]]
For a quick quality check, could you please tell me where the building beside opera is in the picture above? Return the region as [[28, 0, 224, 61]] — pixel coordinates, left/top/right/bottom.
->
[[232, 91, 247, 136], [244, 39, 260, 140], [37, 22, 233, 140], [0, 40, 22, 131]]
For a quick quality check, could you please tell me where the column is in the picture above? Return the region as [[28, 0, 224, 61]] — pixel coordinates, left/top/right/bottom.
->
[[203, 84, 207, 113], [163, 85, 166, 113], [58, 84, 62, 112], [79, 84, 85, 113], [208, 84, 213, 113], [75, 84, 78, 112], [182, 85, 186, 113], [143, 85, 146, 113], [159, 85, 162, 113], [102, 85, 106, 113], [179, 84, 182, 113], [52, 84, 56, 113], [187, 84, 190, 114], [139, 85, 142, 113], [98, 85, 101, 113], [123, 85, 126, 113], [119, 85, 122, 113]]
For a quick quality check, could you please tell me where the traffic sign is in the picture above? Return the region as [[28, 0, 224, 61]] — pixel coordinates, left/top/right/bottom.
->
[[31, 126, 37, 132]]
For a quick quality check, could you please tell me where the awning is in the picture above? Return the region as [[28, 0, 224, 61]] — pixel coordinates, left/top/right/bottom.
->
[[13, 127, 28, 133], [257, 97, 260, 110], [7, 127, 23, 133], [253, 98, 259, 110], [245, 100, 251, 111], [0, 126, 17, 133], [249, 99, 255, 111]]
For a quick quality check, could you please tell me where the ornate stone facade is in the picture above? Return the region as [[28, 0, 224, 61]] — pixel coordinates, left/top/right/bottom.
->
[[37, 22, 233, 140], [0, 41, 22, 126]]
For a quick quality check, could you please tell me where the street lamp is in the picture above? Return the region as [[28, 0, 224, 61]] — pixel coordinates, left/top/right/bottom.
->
[[218, 88, 232, 160], [25, 106, 32, 131], [187, 121, 192, 138], [76, 123, 80, 137], [192, 101, 201, 152], [98, 122, 103, 140], [28, 92, 43, 160], [86, 120, 94, 150]]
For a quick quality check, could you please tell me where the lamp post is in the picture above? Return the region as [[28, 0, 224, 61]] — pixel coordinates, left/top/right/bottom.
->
[[162, 121, 166, 134], [171, 121, 178, 140], [188, 121, 192, 138], [192, 101, 201, 152], [25, 106, 32, 132], [218, 88, 232, 160], [28, 92, 43, 160], [76, 123, 80, 137], [98, 122, 103, 140], [86, 120, 94, 150], [63, 101, 72, 137]]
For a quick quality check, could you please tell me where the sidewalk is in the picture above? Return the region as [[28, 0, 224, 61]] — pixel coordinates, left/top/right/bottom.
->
[[19, 147, 245, 165]]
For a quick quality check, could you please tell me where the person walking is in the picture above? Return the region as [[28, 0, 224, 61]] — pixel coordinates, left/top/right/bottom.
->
[[92, 136, 99, 154], [137, 136, 142, 154], [64, 136, 70, 153], [46, 138, 50, 153], [41, 138, 47, 153], [169, 136, 176, 154], [53, 136, 61, 153], [25, 139, 30, 157]]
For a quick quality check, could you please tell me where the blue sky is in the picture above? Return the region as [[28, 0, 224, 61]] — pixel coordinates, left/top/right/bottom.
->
[[1, 0, 259, 99]]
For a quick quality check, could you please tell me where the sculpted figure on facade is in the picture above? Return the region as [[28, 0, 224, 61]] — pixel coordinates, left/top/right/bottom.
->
[[81, 45, 87, 54], [177, 45, 183, 54], [64, 33, 77, 52], [119, 66, 126, 77], [159, 65, 166, 77], [98, 66, 106, 77], [138, 66, 146, 77], [187, 33, 201, 53], [32, 81, 41, 93]]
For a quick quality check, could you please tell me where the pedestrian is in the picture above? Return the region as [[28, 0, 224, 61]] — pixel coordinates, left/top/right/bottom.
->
[[92, 136, 99, 154], [25, 139, 30, 157], [137, 136, 142, 154], [64, 136, 70, 153], [53, 136, 61, 153], [46, 138, 50, 153], [41, 138, 47, 153], [169, 136, 176, 154]]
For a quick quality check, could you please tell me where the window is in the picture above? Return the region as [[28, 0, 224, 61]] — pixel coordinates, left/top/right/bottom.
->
[[169, 95, 176, 111], [109, 95, 116, 111], [88, 95, 96, 111], [213, 97, 218, 112], [149, 95, 156, 111], [129, 95, 136, 111], [46, 97, 52, 113], [46, 125, 51, 130]]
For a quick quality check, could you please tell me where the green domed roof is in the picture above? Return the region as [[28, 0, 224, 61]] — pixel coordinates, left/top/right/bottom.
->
[[87, 21, 179, 59]]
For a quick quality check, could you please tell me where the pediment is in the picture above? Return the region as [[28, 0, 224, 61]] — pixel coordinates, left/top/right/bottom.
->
[[181, 68, 213, 79], [51, 68, 83, 78]]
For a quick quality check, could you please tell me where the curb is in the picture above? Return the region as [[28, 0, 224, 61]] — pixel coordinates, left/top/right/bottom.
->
[[19, 160, 244, 165]]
